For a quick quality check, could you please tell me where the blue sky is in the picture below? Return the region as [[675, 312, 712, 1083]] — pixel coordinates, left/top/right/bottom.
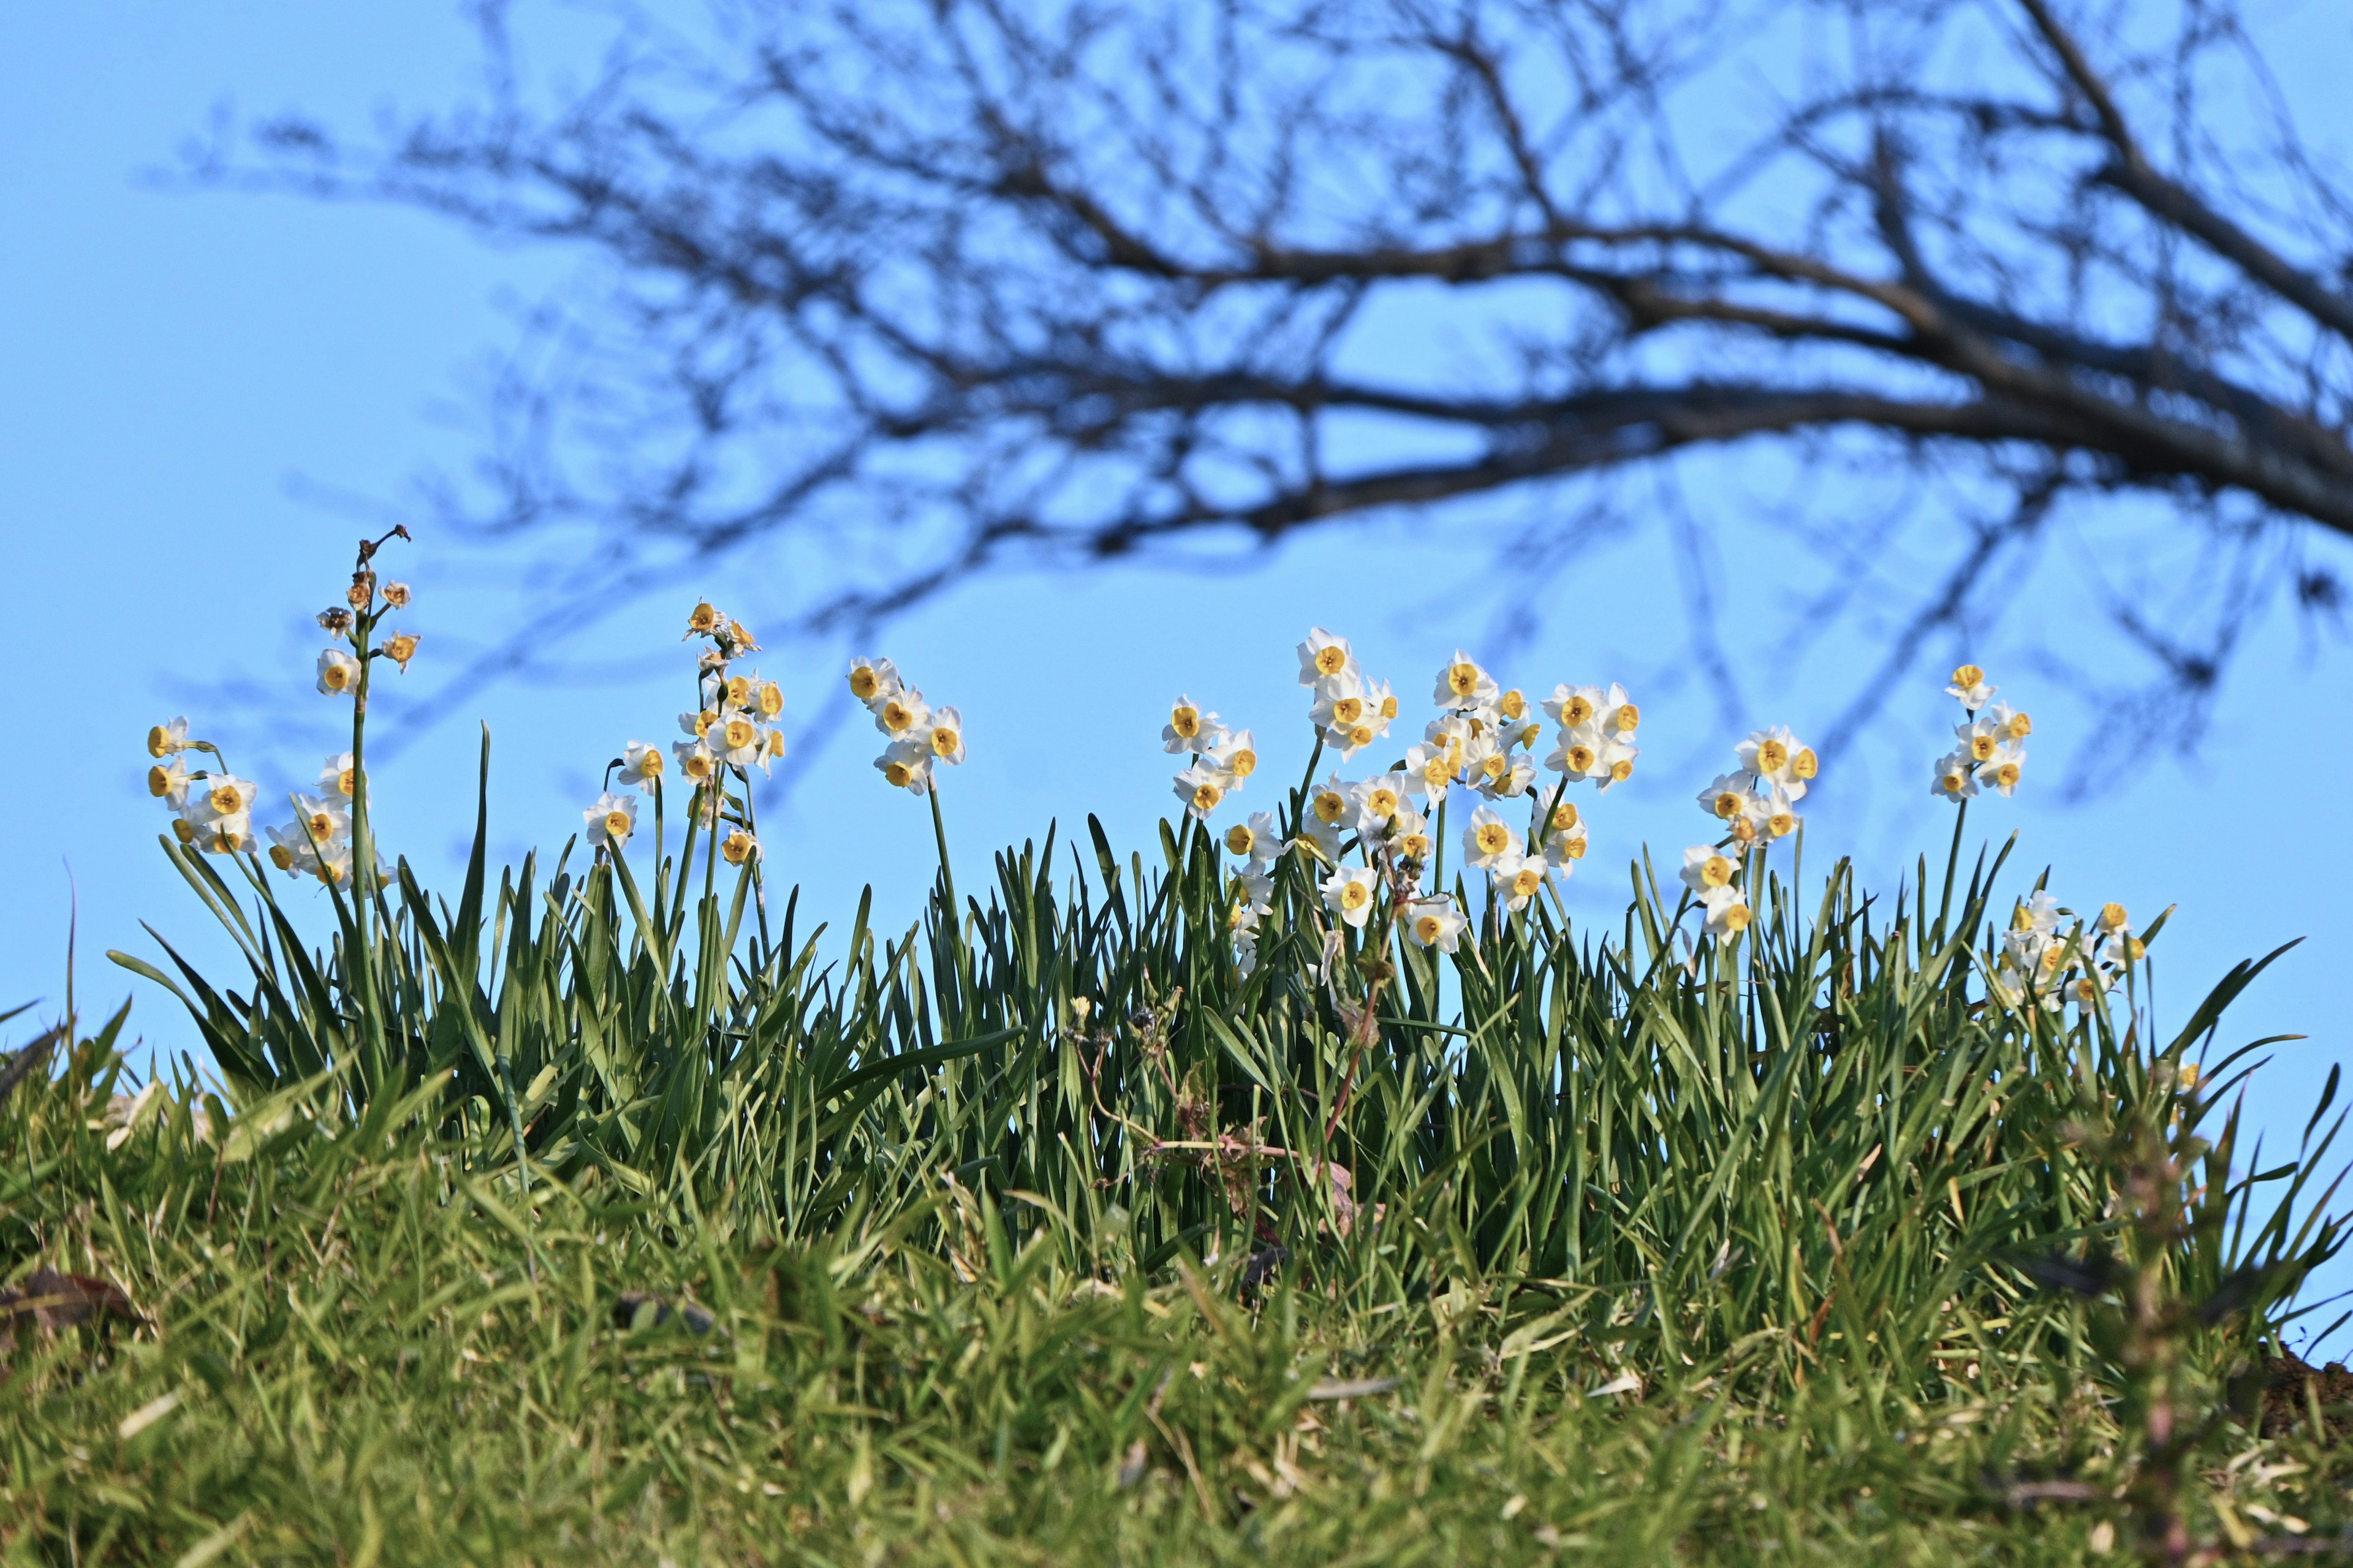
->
[[5, 3, 2351, 1342]]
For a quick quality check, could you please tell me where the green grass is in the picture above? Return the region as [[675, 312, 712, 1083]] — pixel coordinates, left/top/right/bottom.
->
[[1, 771, 2346, 1562]]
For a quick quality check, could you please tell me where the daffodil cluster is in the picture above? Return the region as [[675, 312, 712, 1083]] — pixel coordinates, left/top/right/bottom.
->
[[1994, 891, 2145, 1008], [1164, 696, 1259, 821], [587, 601, 781, 866], [1930, 664, 2030, 802], [849, 655, 966, 797], [1681, 724, 1819, 939]]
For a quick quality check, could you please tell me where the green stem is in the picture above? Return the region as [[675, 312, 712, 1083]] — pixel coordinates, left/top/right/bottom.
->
[[347, 615, 387, 1090]]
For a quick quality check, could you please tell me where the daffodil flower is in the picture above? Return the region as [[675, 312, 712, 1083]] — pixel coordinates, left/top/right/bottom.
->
[[1162, 694, 1217, 752], [1736, 726, 1811, 800], [1462, 805, 1516, 869], [1433, 650, 1499, 709], [1389, 804, 1433, 866], [147, 754, 191, 807], [147, 718, 189, 759], [874, 688, 931, 740], [1974, 743, 2025, 797], [1225, 811, 1278, 864], [759, 728, 787, 775], [1297, 628, 1355, 686], [1173, 762, 1227, 820], [1206, 729, 1256, 784], [1235, 864, 1275, 914], [1494, 849, 1548, 912], [381, 632, 420, 670], [1404, 742, 1455, 804], [1680, 844, 1740, 894], [1701, 884, 1752, 939], [721, 828, 760, 866], [679, 708, 721, 740], [672, 738, 720, 789], [619, 741, 665, 791], [1474, 749, 1535, 800], [1946, 663, 1996, 710], [1696, 772, 1761, 824], [1593, 735, 1638, 790], [1541, 683, 1600, 730], [318, 752, 364, 801], [1758, 787, 1800, 841], [924, 706, 967, 766], [1929, 749, 1978, 802], [1545, 724, 1604, 782], [585, 791, 638, 851], [1352, 773, 1408, 835], [686, 602, 724, 638], [1404, 896, 1468, 952], [1601, 685, 1640, 736], [847, 656, 901, 705], [316, 649, 361, 697], [288, 793, 350, 846], [713, 711, 767, 770], [876, 738, 934, 794], [1234, 926, 1262, 979], [1322, 864, 1379, 929], [265, 821, 322, 879], [1309, 672, 1368, 733]]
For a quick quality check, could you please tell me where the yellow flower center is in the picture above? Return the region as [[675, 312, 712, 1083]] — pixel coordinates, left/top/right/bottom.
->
[[1316, 645, 1347, 676], [683, 752, 714, 781], [207, 784, 241, 815], [1561, 696, 1594, 727], [1700, 855, 1733, 888], [1767, 812, 1795, 839], [321, 859, 346, 885], [1475, 822, 1511, 855], [1366, 787, 1398, 819], [1346, 724, 1374, 749], [1952, 664, 1984, 690], [210, 831, 238, 855], [1415, 914, 1444, 944], [307, 811, 335, 837], [1191, 781, 1222, 811], [2007, 713, 2031, 740], [147, 766, 171, 797], [1339, 879, 1370, 911], [1757, 739, 1789, 773], [1331, 695, 1363, 725], [1171, 705, 1200, 738], [2013, 905, 2039, 933], [1480, 754, 1507, 781], [2074, 979, 2101, 1005], [1562, 836, 1586, 860], [1499, 690, 1525, 720], [604, 811, 632, 841], [1566, 746, 1596, 774], [640, 751, 665, 777], [759, 683, 784, 718], [1226, 825, 1256, 856], [884, 760, 916, 787], [146, 726, 174, 758], [766, 729, 786, 757], [1608, 759, 1632, 784], [881, 700, 916, 733], [1514, 868, 1544, 897], [1399, 833, 1430, 860], [726, 676, 751, 705], [2123, 936, 2146, 963], [385, 634, 419, 665], [1379, 694, 1399, 721], [1423, 758, 1452, 790], [321, 662, 352, 692], [722, 831, 756, 865], [1992, 762, 2020, 788], [726, 719, 758, 751], [930, 725, 960, 759], [1613, 703, 1639, 732], [1791, 748, 1818, 780], [849, 667, 880, 700], [1447, 662, 1479, 697], [2099, 901, 2128, 931], [1711, 790, 1743, 819], [1550, 803, 1579, 831], [337, 768, 357, 798], [1229, 749, 1256, 778], [172, 819, 194, 844], [689, 602, 719, 633], [1314, 791, 1346, 825], [1939, 769, 1965, 796], [268, 845, 294, 871], [1969, 733, 1996, 762], [1717, 904, 1751, 934]]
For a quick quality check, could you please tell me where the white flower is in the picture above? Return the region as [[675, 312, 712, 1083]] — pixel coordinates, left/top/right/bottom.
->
[[923, 706, 968, 767], [619, 740, 667, 792], [1322, 863, 1379, 928], [1974, 743, 2025, 797], [146, 718, 188, 759], [1404, 741, 1456, 804], [1164, 694, 1220, 754], [1205, 729, 1257, 786], [1541, 683, 1601, 730], [1461, 805, 1517, 869], [876, 738, 934, 794], [287, 792, 350, 847], [316, 648, 361, 698], [1591, 734, 1638, 790], [721, 828, 761, 866], [2096, 901, 2147, 969], [1533, 797, 1586, 869], [1471, 744, 1536, 800], [585, 790, 637, 850], [1680, 844, 1740, 895], [847, 656, 902, 706], [1545, 724, 1607, 782], [186, 774, 259, 830], [1433, 650, 1499, 709], [2010, 890, 2063, 937], [146, 754, 191, 808], [319, 752, 364, 801], [874, 688, 931, 740], [1598, 684, 1640, 736], [1702, 884, 1752, 939], [1930, 749, 1979, 803], [1235, 926, 1262, 979], [1297, 812, 1344, 866], [1173, 761, 1229, 820], [672, 737, 720, 789], [1309, 670, 1368, 733], [1388, 804, 1433, 867], [1297, 628, 1356, 686], [1493, 849, 1549, 912], [1735, 725, 1813, 801], [1352, 773, 1409, 835], [1755, 786, 1802, 841], [1980, 700, 2033, 746], [1403, 896, 1468, 952], [1308, 773, 1355, 839], [711, 710, 767, 770], [1946, 663, 1996, 710], [1224, 811, 1279, 866], [1235, 864, 1276, 915], [1696, 771, 1762, 825], [265, 820, 322, 879], [1362, 678, 1400, 732]]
